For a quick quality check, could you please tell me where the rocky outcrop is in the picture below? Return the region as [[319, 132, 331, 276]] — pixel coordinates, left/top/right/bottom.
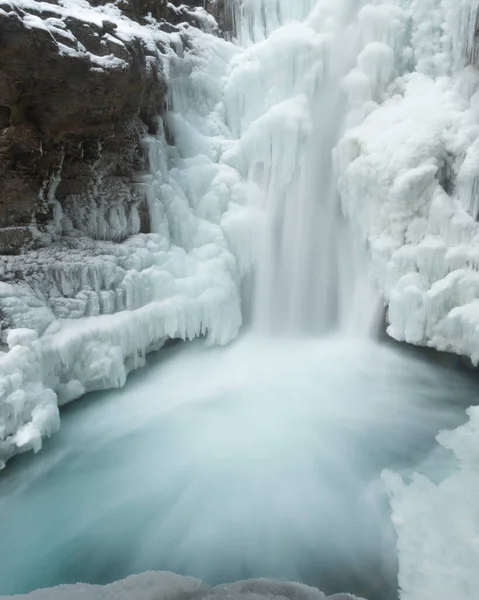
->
[[91, 0, 221, 30], [0, 0, 229, 346], [0, 0, 222, 256]]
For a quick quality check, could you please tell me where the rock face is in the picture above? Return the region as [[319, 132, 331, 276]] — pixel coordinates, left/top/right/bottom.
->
[[0, 0, 221, 255], [0, 0, 227, 345]]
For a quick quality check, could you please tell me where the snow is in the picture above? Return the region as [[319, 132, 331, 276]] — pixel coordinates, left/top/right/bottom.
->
[[0, 571, 366, 600], [0, 0, 171, 68]]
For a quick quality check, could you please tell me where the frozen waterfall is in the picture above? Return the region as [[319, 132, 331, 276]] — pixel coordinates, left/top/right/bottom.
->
[[224, 0, 379, 335], [2, 1, 479, 600]]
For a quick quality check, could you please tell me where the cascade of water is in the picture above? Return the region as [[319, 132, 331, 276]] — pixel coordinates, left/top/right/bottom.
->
[[225, 0, 379, 336]]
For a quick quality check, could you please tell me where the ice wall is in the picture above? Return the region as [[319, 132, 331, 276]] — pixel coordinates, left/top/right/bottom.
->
[[328, 2, 479, 597], [336, 0, 479, 361]]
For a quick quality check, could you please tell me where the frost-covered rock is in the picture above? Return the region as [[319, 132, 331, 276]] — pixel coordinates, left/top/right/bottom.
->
[[0, 0, 164, 253], [0, 572, 367, 600]]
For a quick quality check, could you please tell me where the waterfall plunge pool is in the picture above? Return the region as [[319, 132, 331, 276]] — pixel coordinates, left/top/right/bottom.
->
[[0, 335, 477, 599]]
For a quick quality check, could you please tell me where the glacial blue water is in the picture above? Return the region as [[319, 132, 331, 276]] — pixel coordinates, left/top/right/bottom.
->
[[0, 336, 477, 599]]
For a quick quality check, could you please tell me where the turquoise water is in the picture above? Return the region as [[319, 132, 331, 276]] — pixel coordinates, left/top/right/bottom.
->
[[0, 336, 477, 599]]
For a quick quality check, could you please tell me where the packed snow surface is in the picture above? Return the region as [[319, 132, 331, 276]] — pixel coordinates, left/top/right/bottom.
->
[[1, 337, 478, 599]]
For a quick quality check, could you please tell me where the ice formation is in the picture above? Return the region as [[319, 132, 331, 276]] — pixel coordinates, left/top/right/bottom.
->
[[385, 407, 479, 600], [2, 0, 479, 597], [0, 2, 248, 464], [0, 571, 365, 600], [336, 0, 479, 362]]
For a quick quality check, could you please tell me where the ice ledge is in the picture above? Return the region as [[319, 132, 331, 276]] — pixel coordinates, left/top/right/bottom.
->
[[0, 279, 242, 466]]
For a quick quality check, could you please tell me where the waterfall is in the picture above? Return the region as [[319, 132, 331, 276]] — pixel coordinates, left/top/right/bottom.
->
[[3, 2, 479, 599], [224, 0, 380, 336]]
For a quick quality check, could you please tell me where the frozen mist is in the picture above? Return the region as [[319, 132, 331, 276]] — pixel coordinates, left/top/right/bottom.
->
[[2, 1, 479, 600]]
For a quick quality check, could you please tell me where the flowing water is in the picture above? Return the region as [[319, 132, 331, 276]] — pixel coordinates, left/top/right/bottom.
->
[[1, 337, 478, 599], [1, 1, 478, 599]]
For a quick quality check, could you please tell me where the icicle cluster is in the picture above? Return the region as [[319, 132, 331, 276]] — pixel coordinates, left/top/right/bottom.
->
[[336, 0, 479, 363]]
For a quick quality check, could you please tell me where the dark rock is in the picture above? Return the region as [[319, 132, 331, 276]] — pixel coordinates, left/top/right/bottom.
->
[[0, 0, 172, 252], [102, 19, 118, 31], [0, 105, 11, 129], [0, 227, 33, 254], [0, 0, 225, 262]]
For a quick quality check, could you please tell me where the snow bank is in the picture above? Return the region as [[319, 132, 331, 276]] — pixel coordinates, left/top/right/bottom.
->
[[0, 571, 365, 600]]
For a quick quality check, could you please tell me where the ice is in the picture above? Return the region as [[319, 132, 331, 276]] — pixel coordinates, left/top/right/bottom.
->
[[223, 0, 380, 335], [335, 0, 479, 360], [0, 335, 60, 464], [0, 4, 247, 464], [385, 407, 479, 600], [226, 0, 318, 46], [0, 571, 368, 600]]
